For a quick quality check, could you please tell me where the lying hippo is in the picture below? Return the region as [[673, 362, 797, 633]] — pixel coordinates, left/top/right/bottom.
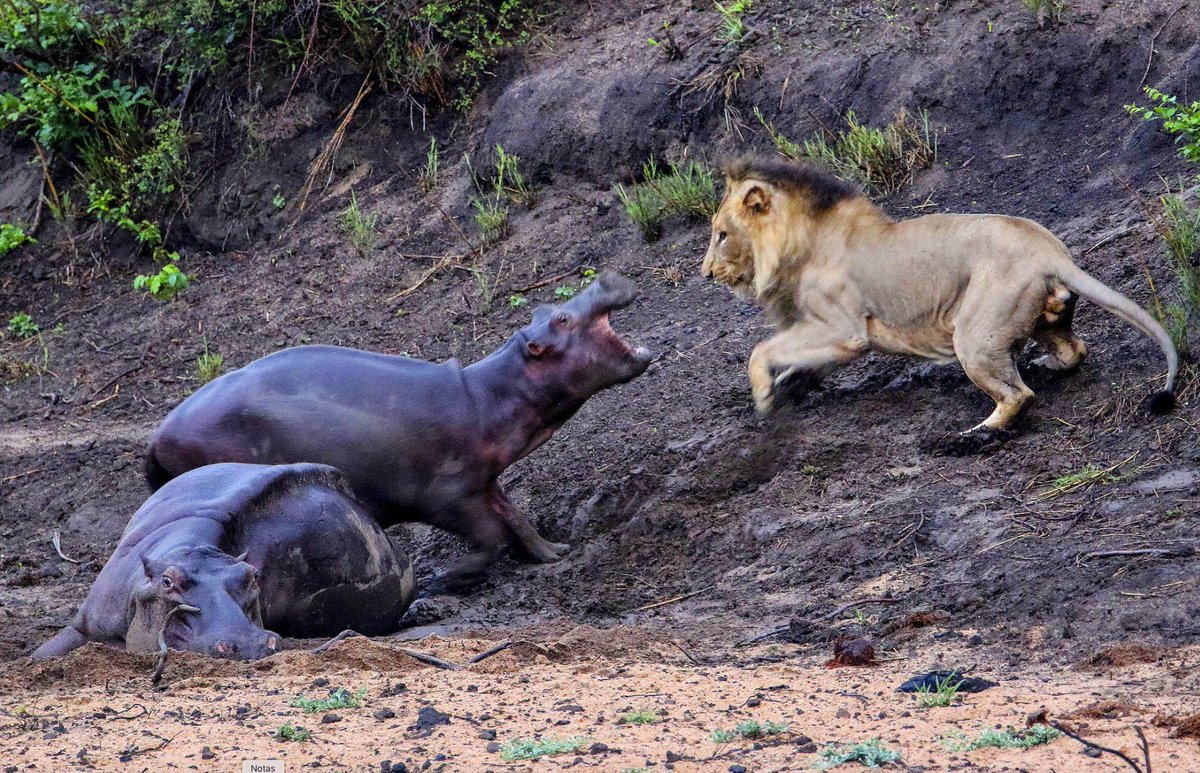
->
[[33, 463, 414, 660], [146, 271, 652, 591]]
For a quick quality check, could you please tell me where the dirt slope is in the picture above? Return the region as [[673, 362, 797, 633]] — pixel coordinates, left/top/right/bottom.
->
[[2, 0, 1200, 769]]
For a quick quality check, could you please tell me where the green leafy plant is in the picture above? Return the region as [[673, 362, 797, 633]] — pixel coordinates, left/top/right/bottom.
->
[[815, 738, 902, 769], [615, 157, 718, 242], [710, 719, 789, 743], [757, 107, 938, 194], [272, 193, 287, 210], [1021, 0, 1067, 27], [617, 710, 660, 725], [338, 190, 379, 258], [273, 723, 312, 742], [553, 285, 576, 299], [419, 136, 440, 193], [7, 312, 39, 339], [0, 224, 35, 256], [942, 724, 1062, 752], [289, 687, 366, 713], [499, 736, 588, 761], [1152, 188, 1200, 356], [133, 263, 190, 301], [508, 294, 528, 308], [1126, 87, 1200, 163], [715, 0, 752, 43]]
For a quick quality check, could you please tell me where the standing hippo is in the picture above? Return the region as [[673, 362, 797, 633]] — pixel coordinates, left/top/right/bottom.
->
[[145, 271, 652, 591], [33, 463, 414, 660]]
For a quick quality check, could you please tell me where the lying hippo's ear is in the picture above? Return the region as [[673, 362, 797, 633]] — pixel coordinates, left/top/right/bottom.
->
[[141, 555, 155, 579]]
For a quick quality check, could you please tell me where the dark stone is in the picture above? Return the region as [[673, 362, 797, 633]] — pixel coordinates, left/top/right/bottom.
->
[[486, 742, 502, 753], [312, 677, 330, 687], [746, 697, 761, 707], [666, 751, 684, 763], [589, 743, 609, 754], [201, 747, 215, 760], [730, 766, 747, 773], [374, 708, 396, 720], [413, 706, 451, 731], [479, 729, 497, 740], [321, 713, 342, 724]]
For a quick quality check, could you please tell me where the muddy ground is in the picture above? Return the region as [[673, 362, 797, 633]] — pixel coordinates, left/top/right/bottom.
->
[[2, 0, 1200, 769]]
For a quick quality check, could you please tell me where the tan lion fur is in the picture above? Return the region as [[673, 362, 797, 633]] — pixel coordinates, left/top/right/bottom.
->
[[702, 157, 1178, 433]]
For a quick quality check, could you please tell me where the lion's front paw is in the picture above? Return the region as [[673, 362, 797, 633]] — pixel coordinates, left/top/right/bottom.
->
[[924, 427, 1014, 457], [752, 383, 777, 414]]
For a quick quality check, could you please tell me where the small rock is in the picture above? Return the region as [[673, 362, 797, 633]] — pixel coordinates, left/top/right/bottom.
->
[[200, 747, 215, 760], [374, 708, 396, 720], [1083, 747, 1103, 758], [729, 766, 747, 773], [589, 743, 609, 754], [793, 735, 812, 745], [796, 741, 818, 753], [746, 696, 761, 707], [666, 751, 684, 763], [312, 677, 330, 687], [836, 708, 851, 719], [967, 634, 983, 647], [478, 729, 497, 740], [557, 704, 584, 713], [321, 713, 342, 724], [486, 742, 502, 753], [413, 706, 451, 731]]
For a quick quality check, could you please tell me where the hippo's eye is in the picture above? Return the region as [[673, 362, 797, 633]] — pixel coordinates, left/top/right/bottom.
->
[[553, 312, 571, 327], [718, 231, 728, 243], [160, 576, 174, 589]]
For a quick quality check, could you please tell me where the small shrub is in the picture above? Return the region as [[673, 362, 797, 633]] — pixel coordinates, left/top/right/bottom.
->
[[618, 710, 660, 725], [133, 263, 190, 301], [338, 190, 378, 258], [942, 724, 1062, 752], [500, 736, 588, 761], [508, 294, 528, 308], [1126, 87, 1200, 163], [553, 285, 576, 299], [715, 0, 752, 43], [492, 144, 535, 207], [0, 224, 35, 256], [272, 193, 287, 210], [815, 738, 902, 769], [8, 313, 39, 339], [419, 136, 440, 193], [758, 108, 937, 194], [289, 687, 366, 713], [1154, 188, 1200, 357], [273, 723, 311, 742], [1021, 0, 1068, 27], [615, 157, 719, 242], [710, 719, 789, 743]]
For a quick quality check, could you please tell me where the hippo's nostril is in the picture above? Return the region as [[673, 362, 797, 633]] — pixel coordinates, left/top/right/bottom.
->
[[215, 642, 228, 654]]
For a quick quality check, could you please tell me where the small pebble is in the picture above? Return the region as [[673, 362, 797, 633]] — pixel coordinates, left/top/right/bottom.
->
[[200, 747, 215, 760], [486, 742, 502, 753], [478, 729, 496, 740], [374, 708, 396, 720], [321, 713, 342, 724], [589, 742, 608, 754]]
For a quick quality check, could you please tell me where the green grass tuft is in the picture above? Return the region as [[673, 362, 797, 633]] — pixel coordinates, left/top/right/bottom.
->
[[618, 710, 660, 725], [710, 719, 789, 744], [500, 736, 588, 761], [616, 157, 718, 242], [942, 724, 1063, 752], [288, 687, 366, 713], [274, 723, 311, 742], [337, 190, 378, 258], [815, 737, 902, 769]]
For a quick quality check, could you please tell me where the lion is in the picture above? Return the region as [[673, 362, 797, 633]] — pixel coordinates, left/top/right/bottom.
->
[[701, 156, 1178, 447]]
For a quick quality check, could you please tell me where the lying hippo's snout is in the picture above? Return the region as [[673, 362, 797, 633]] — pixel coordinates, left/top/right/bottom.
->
[[212, 632, 279, 660], [565, 270, 639, 316]]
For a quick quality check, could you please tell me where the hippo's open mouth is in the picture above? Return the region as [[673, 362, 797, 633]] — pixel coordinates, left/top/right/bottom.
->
[[592, 313, 651, 363]]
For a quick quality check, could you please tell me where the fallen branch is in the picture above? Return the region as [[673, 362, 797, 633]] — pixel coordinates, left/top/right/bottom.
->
[[1, 468, 42, 484], [397, 647, 463, 671], [633, 587, 711, 612], [294, 72, 373, 215], [1080, 546, 1194, 563], [1139, 4, 1184, 88], [90, 359, 146, 399], [1051, 721, 1150, 773], [151, 604, 200, 684], [511, 265, 586, 295], [51, 531, 83, 564], [467, 640, 513, 664], [106, 704, 148, 721], [385, 252, 466, 302], [311, 629, 361, 655], [735, 597, 902, 647]]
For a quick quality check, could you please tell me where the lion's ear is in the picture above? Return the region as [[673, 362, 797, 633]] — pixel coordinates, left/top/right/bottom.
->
[[742, 185, 771, 215]]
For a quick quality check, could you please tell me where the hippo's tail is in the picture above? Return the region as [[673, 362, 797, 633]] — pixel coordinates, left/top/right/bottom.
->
[[144, 447, 173, 491]]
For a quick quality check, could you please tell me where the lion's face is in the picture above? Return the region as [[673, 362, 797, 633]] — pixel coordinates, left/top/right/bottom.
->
[[701, 195, 758, 298]]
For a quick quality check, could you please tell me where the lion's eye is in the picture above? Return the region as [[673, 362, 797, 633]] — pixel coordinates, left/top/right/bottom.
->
[[718, 231, 728, 243]]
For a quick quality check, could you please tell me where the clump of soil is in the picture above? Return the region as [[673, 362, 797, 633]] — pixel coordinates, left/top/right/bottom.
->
[[1066, 700, 1142, 720], [1080, 642, 1167, 670]]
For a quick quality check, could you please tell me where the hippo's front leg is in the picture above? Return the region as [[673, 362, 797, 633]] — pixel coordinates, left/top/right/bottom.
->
[[486, 484, 570, 563]]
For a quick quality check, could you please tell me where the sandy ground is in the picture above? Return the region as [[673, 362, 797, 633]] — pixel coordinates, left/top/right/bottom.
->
[[4, 628, 1198, 772]]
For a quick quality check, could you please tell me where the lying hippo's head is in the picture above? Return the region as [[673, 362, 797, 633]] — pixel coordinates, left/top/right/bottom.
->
[[520, 271, 652, 396], [127, 546, 280, 660]]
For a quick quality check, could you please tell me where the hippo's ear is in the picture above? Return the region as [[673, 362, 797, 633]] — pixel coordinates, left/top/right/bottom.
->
[[235, 551, 249, 563], [141, 555, 155, 579]]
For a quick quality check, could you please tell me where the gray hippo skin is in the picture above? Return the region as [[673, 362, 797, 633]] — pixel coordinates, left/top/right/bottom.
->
[[145, 271, 652, 591], [33, 462, 415, 659]]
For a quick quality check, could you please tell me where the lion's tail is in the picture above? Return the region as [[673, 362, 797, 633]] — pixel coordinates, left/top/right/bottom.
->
[[1058, 263, 1179, 414]]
